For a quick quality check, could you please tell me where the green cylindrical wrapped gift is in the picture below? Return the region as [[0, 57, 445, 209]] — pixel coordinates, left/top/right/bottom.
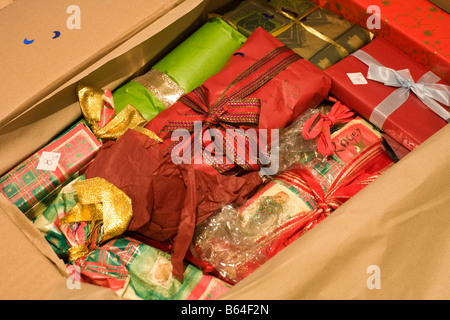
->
[[112, 17, 247, 121]]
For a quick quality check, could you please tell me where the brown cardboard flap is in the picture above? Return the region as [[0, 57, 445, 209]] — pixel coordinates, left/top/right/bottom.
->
[[0, 0, 184, 128], [0, 195, 67, 299], [221, 123, 450, 300], [0, 0, 205, 175]]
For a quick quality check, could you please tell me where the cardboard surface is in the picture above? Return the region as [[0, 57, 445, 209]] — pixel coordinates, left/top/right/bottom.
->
[[0, 0, 191, 175], [0, 0, 184, 127], [1, 0, 450, 300]]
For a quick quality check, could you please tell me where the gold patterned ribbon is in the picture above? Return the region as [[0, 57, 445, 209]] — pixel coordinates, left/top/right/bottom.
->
[[256, 0, 350, 58], [132, 70, 186, 108], [77, 83, 163, 142], [59, 177, 133, 261]]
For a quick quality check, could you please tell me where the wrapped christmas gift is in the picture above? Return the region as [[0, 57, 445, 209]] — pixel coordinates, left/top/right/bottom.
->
[[32, 178, 231, 300], [325, 37, 450, 152], [83, 128, 263, 280], [0, 121, 102, 215], [75, 237, 231, 300], [145, 27, 331, 176], [112, 18, 247, 121], [222, 0, 373, 69], [189, 107, 394, 284], [312, 0, 450, 83], [270, 96, 356, 174]]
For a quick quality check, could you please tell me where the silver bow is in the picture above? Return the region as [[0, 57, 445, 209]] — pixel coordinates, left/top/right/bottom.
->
[[352, 50, 450, 128]]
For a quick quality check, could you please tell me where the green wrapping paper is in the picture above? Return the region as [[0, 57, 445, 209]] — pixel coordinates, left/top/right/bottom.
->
[[112, 17, 247, 121], [222, 0, 373, 69]]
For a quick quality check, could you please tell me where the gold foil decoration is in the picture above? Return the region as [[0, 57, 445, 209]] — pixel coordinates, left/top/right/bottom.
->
[[77, 84, 105, 124], [132, 69, 186, 108], [131, 126, 164, 143], [91, 104, 147, 140], [60, 177, 133, 261], [68, 245, 90, 262], [77, 83, 163, 142]]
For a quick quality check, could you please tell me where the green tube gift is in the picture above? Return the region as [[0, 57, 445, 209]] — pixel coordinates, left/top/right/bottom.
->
[[112, 17, 247, 121]]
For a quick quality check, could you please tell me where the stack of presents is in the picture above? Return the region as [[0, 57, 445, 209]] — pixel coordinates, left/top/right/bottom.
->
[[1, 0, 450, 300]]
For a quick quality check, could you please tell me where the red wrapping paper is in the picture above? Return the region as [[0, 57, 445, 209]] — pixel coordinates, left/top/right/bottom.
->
[[312, 0, 450, 83], [145, 27, 331, 175], [84, 129, 263, 279], [325, 37, 449, 151]]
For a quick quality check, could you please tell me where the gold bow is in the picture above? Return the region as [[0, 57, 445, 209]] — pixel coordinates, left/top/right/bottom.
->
[[59, 177, 133, 261], [77, 83, 163, 142]]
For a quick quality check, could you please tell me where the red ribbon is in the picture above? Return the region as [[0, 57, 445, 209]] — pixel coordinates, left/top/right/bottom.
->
[[162, 46, 301, 174], [302, 97, 355, 156], [256, 141, 393, 262]]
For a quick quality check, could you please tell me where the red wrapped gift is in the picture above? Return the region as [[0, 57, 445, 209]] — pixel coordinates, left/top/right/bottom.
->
[[325, 37, 450, 152], [145, 27, 331, 175], [312, 0, 450, 84]]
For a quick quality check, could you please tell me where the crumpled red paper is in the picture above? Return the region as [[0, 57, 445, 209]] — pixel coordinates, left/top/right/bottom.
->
[[84, 128, 263, 279]]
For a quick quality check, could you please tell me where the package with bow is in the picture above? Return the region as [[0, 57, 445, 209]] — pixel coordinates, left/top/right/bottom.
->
[[112, 17, 247, 121], [325, 37, 450, 152], [31, 177, 231, 300], [145, 27, 331, 176], [189, 109, 393, 284], [271, 96, 358, 174], [0, 121, 102, 216], [311, 0, 450, 83], [221, 0, 373, 70], [82, 128, 263, 280]]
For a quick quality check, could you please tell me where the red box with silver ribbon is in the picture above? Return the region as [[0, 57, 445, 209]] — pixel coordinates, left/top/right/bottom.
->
[[325, 37, 450, 152]]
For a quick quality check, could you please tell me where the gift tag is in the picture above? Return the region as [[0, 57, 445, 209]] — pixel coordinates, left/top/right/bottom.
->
[[347, 72, 368, 85], [37, 151, 61, 171]]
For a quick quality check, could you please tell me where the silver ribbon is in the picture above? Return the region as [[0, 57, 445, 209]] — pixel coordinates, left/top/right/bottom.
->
[[352, 50, 450, 128]]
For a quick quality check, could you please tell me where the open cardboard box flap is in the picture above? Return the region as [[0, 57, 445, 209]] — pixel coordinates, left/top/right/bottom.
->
[[1, 0, 450, 300]]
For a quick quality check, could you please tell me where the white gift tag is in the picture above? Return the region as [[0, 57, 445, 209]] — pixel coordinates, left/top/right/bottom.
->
[[37, 151, 61, 172], [347, 72, 368, 85]]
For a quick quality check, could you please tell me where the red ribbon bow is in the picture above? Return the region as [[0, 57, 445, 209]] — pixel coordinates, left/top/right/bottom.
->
[[162, 46, 301, 174], [257, 141, 393, 262], [302, 98, 355, 156]]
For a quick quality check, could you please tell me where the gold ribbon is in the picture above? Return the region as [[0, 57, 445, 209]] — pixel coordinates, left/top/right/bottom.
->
[[77, 83, 163, 142], [68, 245, 90, 262], [59, 177, 133, 261], [132, 70, 186, 108], [256, 1, 350, 58]]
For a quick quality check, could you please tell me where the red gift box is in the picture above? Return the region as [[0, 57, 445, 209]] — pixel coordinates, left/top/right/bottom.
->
[[311, 0, 450, 84], [145, 27, 331, 175], [325, 37, 450, 151], [0, 122, 102, 214]]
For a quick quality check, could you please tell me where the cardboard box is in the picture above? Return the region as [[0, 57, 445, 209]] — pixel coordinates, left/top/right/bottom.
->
[[1, 0, 450, 300]]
